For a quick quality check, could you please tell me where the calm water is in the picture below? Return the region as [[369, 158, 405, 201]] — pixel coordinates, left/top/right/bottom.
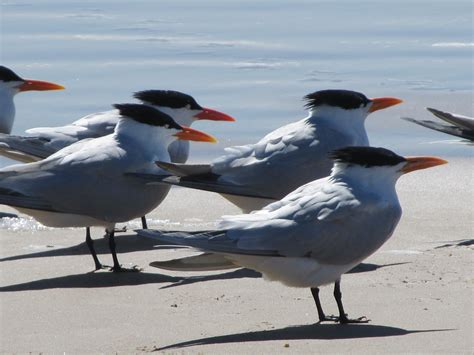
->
[[0, 0, 472, 167]]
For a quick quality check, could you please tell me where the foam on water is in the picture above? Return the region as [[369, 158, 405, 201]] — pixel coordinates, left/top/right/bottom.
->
[[0, 216, 218, 232]]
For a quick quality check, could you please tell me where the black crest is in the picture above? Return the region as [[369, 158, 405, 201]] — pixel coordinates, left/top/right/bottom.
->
[[114, 103, 182, 130], [0, 66, 24, 82], [304, 90, 371, 110], [134, 90, 203, 110], [330, 147, 406, 167]]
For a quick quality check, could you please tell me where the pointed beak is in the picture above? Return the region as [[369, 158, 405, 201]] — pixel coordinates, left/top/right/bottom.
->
[[401, 156, 448, 174], [18, 79, 65, 92], [174, 126, 217, 143], [368, 97, 403, 113], [194, 107, 236, 122]]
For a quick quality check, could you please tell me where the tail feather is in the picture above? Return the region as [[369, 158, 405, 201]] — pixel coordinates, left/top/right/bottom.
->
[[156, 161, 212, 177], [150, 253, 238, 271], [127, 170, 274, 200]]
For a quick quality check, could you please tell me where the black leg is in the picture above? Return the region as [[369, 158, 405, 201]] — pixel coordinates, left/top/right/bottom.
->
[[310, 287, 339, 323], [333, 280, 369, 324], [85, 227, 103, 270], [107, 229, 141, 273], [141, 216, 148, 229]]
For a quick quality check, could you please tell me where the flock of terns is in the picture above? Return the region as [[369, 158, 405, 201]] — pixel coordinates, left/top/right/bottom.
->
[[0, 65, 470, 324]]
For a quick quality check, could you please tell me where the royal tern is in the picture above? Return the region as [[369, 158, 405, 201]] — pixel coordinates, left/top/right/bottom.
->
[[0, 104, 217, 272], [402, 107, 474, 142], [0, 66, 64, 134], [134, 89, 403, 212], [0, 90, 234, 163], [139, 146, 447, 323], [0, 90, 234, 228]]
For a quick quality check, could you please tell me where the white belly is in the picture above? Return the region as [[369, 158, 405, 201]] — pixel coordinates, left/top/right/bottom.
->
[[16, 208, 114, 229], [227, 254, 358, 288]]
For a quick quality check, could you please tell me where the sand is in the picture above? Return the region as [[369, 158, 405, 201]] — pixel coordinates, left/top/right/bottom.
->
[[0, 157, 472, 354]]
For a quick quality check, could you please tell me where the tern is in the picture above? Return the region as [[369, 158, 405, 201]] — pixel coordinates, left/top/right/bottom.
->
[[0, 65, 65, 134], [0, 90, 235, 228], [132, 90, 403, 212], [402, 107, 474, 142], [0, 104, 217, 272], [0, 89, 234, 163], [139, 146, 447, 323]]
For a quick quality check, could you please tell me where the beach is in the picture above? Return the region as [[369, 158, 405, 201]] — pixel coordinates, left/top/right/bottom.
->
[[0, 156, 472, 353], [1, 0, 473, 353]]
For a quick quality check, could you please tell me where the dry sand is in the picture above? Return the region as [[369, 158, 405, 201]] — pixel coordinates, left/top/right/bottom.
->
[[0, 157, 472, 354]]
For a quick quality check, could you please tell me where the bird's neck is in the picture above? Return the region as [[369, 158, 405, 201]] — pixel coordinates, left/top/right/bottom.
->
[[0, 87, 16, 134], [113, 118, 174, 158], [151, 105, 195, 127], [307, 110, 369, 145], [331, 163, 400, 199]]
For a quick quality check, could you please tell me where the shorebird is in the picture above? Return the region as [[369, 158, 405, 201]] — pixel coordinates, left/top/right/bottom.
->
[[140, 146, 447, 323], [0, 104, 217, 272], [133, 89, 403, 212], [0, 65, 64, 134]]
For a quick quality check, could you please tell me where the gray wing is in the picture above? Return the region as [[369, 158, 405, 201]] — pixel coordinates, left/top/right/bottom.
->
[[0, 187, 58, 212], [139, 180, 402, 265], [210, 118, 366, 198], [25, 110, 118, 150], [0, 135, 139, 215], [427, 107, 474, 131], [0, 133, 57, 162], [402, 117, 474, 141]]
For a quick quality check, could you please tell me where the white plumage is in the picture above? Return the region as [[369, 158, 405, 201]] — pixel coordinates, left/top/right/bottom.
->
[[141, 147, 447, 322], [150, 90, 403, 212]]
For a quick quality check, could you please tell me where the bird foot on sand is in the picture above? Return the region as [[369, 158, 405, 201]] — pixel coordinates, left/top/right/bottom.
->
[[110, 265, 142, 273], [113, 226, 127, 233], [89, 264, 112, 272], [318, 315, 369, 324]]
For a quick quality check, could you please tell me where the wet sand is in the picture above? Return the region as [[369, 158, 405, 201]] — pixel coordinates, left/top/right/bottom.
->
[[0, 157, 472, 353]]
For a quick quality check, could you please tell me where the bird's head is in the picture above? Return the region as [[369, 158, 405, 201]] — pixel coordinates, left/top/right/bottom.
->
[[304, 89, 403, 122], [114, 103, 217, 144], [329, 146, 447, 182], [0, 66, 65, 95], [133, 90, 235, 127]]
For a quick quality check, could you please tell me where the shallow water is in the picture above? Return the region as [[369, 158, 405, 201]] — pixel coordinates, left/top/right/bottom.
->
[[1, 0, 473, 164]]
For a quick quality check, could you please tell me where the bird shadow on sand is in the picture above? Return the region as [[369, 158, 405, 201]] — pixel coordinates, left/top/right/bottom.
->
[[0, 268, 262, 292], [434, 238, 474, 249], [0, 262, 408, 293], [0, 233, 159, 262], [154, 323, 453, 351], [159, 261, 409, 290], [0, 232, 410, 277]]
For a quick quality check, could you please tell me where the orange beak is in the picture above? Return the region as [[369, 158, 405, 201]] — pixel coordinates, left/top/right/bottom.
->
[[18, 79, 65, 92], [401, 156, 448, 174], [174, 126, 217, 143], [368, 97, 403, 113], [194, 107, 235, 122]]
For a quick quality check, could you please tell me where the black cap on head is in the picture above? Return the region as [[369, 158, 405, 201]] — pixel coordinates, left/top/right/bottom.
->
[[114, 103, 183, 130], [304, 89, 371, 111], [0, 66, 24, 82], [134, 90, 203, 110], [330, 146, 406, 167]]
